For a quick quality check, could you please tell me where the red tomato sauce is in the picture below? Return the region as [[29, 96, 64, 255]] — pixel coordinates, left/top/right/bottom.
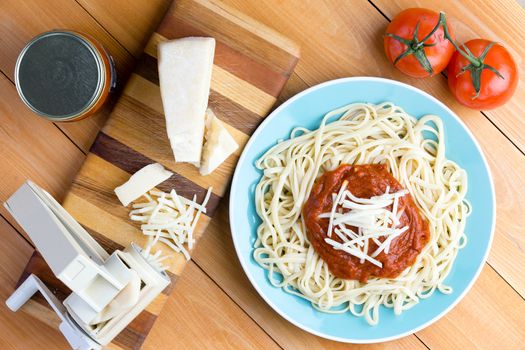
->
[[302, 164, 430, 282]]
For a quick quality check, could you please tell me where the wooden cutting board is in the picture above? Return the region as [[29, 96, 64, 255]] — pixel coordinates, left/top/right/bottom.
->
[[16, 0, 299, 349]]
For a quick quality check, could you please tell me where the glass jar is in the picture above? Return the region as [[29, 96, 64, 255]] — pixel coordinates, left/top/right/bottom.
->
[[15, 30, 116, 122]]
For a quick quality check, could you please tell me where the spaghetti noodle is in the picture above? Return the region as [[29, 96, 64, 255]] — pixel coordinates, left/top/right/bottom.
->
[[253, 102, 469, 325]]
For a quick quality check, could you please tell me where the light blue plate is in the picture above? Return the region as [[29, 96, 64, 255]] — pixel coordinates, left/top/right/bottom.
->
[[229, 77, 495, 343]]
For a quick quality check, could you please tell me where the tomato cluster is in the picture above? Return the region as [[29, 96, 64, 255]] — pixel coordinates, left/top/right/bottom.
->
[[384, 8, 517, 110]]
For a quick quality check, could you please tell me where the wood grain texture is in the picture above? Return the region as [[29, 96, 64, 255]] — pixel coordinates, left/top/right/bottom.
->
[[0, 216, 68, 350], [143, 262, 280, 350], [4, 0, 525, 349], [366, 0, 525, 300], [0, 0, 135, 152], [462, 107, 525, 299], [160, 0, 300, 74], [372, 0, 525, 154], [11, 241, 280, 350], [0, 0, 169, 153], [0, 0, 127, 82], [15, 252, 160, 349], [276, 70, 525, 301], [0, 74, 84, 234], [416, 264, 525, 349], [75, 0, 171, 58], [199, 0, 525, 346], [16, 0, 299, 348]]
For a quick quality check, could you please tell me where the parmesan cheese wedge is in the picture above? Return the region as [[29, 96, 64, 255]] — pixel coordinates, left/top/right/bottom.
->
[[200, 109, 239, 176], [157, 37, 216, 166], [114, 163, 173, 206]]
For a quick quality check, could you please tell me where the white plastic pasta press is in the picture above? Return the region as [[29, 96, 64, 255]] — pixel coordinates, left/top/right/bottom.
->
[[4, 181, 170, 350]]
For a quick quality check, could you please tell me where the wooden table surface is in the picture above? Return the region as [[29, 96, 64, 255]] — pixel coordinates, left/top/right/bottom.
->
[[1, 0, 524, 349]]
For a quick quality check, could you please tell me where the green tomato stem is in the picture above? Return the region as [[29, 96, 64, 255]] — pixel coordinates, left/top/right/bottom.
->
[[439, 13, 481, 67]]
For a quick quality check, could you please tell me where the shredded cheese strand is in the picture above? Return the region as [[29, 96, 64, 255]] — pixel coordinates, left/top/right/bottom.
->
[[131, 187, 212, 261], [322, 187, 409, 267]]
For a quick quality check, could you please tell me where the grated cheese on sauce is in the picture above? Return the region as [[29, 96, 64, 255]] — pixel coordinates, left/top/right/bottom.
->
[[322, 186, 408, 268]]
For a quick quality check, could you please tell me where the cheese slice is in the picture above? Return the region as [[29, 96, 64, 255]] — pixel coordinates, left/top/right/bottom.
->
[[114, 163, 173, 206], [199, 109, 239, 176], [158, 37, 216, 166]]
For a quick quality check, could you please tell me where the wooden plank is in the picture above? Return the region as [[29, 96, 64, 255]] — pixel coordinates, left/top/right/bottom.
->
[[417, 265, 525, 348], [59, 104, 115, 154], [107, 75, 247, 196], [75, 0, 171, 58], [0, 216, 67, 349], [461, 104, 525, 299], [0, 74, 84, 235], [189, 1, 525, 346], [16, 251, 208, 350], [161, 0, 300, 74], [370, 0, 525, 153], [0, 0, 128, 79], [0, 0, 135, 152], [143, 262, 281, 350], [219, 0, 525, 298]]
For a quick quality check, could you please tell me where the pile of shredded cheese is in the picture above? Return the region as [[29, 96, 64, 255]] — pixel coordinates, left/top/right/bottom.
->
[[320, 180, 408, 268], [130, 188, 212, 263]]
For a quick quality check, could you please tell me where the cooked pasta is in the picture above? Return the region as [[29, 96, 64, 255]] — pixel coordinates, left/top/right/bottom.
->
[[253, 102, 470, 325]]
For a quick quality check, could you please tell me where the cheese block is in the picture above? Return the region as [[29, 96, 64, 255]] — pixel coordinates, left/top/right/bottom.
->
[[200, 109, 239, 176], [114, 163, 173, 206], [157, 37, 216, 166]]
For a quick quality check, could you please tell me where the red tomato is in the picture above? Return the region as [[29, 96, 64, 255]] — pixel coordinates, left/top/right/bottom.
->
[[447, 39, 518, 109], [384, 8, 455, 78]]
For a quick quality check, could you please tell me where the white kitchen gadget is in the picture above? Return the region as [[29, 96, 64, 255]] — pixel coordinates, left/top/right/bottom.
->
[[4, 181, 170, 349]]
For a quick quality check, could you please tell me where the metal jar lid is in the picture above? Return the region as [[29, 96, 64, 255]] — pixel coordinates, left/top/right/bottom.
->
[[15, 30, 110, 121]]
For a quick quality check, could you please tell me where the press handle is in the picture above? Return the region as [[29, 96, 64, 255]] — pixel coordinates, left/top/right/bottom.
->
[[6, 274, 101, 350], [5, 275, 38, 311], [6, 274, 65, 314]]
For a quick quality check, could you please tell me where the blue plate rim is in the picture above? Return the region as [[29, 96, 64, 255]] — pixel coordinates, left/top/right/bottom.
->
[[229, 76, 496, 343]]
